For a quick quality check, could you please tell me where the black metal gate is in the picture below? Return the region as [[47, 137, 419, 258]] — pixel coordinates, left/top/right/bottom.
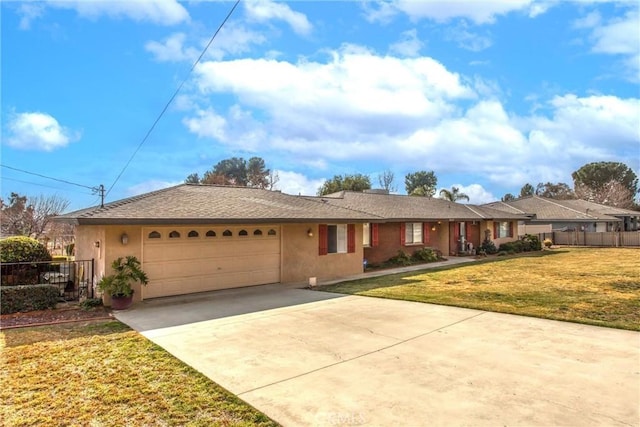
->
[[0, 259, 95, 301]]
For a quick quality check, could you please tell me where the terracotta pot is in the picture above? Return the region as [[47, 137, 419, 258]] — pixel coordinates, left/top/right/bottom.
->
[[110, 294, 134, 310]]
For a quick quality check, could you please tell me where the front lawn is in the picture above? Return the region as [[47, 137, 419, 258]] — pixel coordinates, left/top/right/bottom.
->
[[321, 248, 640, 331], [0, 321, 278, 426]]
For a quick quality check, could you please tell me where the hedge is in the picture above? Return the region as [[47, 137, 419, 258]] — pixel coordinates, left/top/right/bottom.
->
[[1, 284, 59, 314]]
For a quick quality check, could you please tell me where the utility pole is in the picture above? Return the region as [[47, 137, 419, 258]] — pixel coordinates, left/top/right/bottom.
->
[[92, 184, 105, 208]]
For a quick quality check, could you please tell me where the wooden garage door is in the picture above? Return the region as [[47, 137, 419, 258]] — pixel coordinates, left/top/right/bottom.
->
[[142, 226, 281, 299]]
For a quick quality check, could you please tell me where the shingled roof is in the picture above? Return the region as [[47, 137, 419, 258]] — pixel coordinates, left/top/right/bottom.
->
[[482, 195, 637, 222], [316, 191, 526, 221], [55, 184, 380, 225]]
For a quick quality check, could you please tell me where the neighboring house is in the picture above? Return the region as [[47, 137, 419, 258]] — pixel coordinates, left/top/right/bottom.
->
[[483, 196, 640, 233], [318, 190, 523, 262], [55, 184, 523, 303]]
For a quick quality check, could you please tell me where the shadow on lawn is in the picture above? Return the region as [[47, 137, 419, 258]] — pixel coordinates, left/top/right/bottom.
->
[[321, 250, 570, 294], [0, 320, 129, 348]]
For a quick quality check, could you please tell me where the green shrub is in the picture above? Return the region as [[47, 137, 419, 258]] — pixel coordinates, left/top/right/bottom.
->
[[498, 234, 542, 254], [412, 247, 441, 262], [478, 239, 498, 255], [0, 236, 52, 263], [386, 250, 413, 266], [521, 234, 542, 251], [1, 237, 52, 286], [79, 298, 103, 311], [1, 284, 59, 314]]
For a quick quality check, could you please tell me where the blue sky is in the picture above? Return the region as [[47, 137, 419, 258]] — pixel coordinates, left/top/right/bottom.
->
[[2, 0, 639, 211]]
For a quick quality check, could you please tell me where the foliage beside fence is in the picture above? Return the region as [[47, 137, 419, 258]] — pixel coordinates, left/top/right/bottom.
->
[[1, 284, 59, 314]]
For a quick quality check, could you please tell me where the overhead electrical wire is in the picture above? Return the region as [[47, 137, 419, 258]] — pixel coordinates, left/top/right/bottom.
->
[[105, 0, 242, 198], [0, 164, 95, 190], [0, 176, 94, 194]]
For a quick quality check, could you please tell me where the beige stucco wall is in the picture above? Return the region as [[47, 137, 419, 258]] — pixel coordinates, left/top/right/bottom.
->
[[486, 220, 519, 248], [281, 223, 365, 284], [76, 222, 365, 303]]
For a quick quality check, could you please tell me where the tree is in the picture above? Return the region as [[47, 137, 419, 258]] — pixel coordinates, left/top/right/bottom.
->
[[519, 183, 535, 198], [572, 161, 638, 206], [439, 186, 470, 202], [187, 157, 271, 189], [575, 180, 637, 209], [246, 157, 269, 189], [267, 170, 280, 191], [535, 182, 575, 199], [405, 171, 437, 197], [501, 193, 516, 202], [0, 193, 69, 239], [185, 173, 200, 184], [317, 174, 371, 196], [377, 170, 397, 193]]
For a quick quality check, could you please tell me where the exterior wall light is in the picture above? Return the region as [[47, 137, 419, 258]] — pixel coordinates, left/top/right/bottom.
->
[[431, 225, 436, 231], [120, 233, 129, 245], [94, 241, 100, 248], [307, 228, 314, 237]]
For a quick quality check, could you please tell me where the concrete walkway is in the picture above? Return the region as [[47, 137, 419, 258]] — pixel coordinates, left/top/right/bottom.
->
[[114, 262, 640, 426]]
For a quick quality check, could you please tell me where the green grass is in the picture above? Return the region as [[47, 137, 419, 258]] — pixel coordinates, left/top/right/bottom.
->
[[0, 321, 279, 427], [321, 248, 640, 331]]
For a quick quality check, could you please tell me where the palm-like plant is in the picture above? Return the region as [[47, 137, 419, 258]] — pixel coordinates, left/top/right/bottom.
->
[[97, 256, 148, 297], [439, 186, 470, 203]]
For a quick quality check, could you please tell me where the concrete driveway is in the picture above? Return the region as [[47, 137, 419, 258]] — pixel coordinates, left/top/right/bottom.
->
[[115, 285, 640, 426]]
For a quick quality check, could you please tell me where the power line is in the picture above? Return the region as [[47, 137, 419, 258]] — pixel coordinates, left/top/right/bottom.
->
[[0, 176, 94, 194], [0, 164, 105, 206], [105, 0, 242, 198], [1, 164, 94, 190]]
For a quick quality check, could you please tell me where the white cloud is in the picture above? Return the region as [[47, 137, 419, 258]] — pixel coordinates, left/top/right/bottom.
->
[[183, 108, 228, 141], [127, 180, 180, 197], [244, 0, 312, 35], [182, 105, 266, 151], [146, 24, 267, 63], [184, 48, 639, 194], [145, 32, 198, 62], [365, 0, 537, 25], [273, 170, 325, 196], [445, 24, 493, 51], [574, 8, 640, 82], [17, 3, 45, 30], [389, 29, 424, 57], [5, 112, 80, 151], [438, 184, 496, 204], [18, 0, 189, 27], [590, 10, 639, 55]]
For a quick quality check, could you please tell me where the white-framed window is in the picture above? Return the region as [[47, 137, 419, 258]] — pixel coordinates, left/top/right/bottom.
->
[[496, 221, 512, 238], [405, 222, 423, 244], [327, 224, 347, 253], [363, 223, 371, 247]]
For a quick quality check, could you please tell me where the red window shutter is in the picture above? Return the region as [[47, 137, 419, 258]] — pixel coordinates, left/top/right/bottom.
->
[[347, 224, 356, 253], [493, 222, 498, 239], [318, 224, 328, 256], [400, 223, 406, 245], [371, 223, 379, 247], [509, 222, 514, 237], [423, 223, 430, 244]]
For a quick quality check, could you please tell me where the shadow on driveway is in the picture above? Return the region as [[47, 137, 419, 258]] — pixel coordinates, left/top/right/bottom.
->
[[114, 283, 344, 331]]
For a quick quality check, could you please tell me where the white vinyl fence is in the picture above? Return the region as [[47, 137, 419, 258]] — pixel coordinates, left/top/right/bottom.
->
[[538, 231, 640, 247]]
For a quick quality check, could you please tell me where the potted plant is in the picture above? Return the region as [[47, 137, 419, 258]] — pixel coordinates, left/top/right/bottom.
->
[[97, 256, 148, 310]]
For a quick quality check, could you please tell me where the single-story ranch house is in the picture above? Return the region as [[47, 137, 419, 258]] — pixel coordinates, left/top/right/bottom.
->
[[56, 184, 524, 304], [483, 196, 640, 233]]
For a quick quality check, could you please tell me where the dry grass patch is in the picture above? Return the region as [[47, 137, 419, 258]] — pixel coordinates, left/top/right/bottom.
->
[[0, 321, 279, 426], [322, 248, 640, 330]]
